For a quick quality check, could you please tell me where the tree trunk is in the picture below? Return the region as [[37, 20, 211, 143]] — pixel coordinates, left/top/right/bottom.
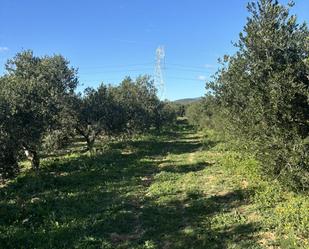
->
[[24, 147, 40, 171], [85, 137, 95, 152], [31, 150, 40, 171]]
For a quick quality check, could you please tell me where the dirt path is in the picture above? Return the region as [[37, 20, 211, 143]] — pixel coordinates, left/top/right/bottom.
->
[[139, 127, 264, 249], [0, 124, 269, 249]]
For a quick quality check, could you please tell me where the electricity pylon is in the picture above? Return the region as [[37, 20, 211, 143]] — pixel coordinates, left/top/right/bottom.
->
[[155, 46, 165, 99]]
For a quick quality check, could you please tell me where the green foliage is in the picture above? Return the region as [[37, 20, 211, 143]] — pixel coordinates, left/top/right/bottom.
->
[[0, 122, 264, 249], [169, 102, 186, 117], [0, 94, 19, 178], [0, 50, 175, 177], [153, 101, 177, 130], [0, 133, 18, 179], [0, 134, 19, 179], [71, 83, 124, 151], [185, 99, 205, 128], [0, 50, 78, 174], [71, 75, 175, 151], [42, 129, 73, 153], [112, 75, 161, 133], [185, 96, 226, 134], [186, 97, 213, 129], [1, 122, 308, 248], [206, 128, 309, 248], [207, 0, 309, 189]]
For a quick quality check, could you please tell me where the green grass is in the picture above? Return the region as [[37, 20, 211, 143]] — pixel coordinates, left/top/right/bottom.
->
[[0, 123, 308, 248]]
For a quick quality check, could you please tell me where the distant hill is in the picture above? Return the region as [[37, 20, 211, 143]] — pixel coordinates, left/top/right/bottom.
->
[[173, 97, 202, 105]]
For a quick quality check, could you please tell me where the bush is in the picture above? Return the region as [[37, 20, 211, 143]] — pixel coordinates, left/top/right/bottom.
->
[[0, 137, 19, 179], [42, 129, 72, 153], [207, 0, 309, 190], [211, 136, 309, 246]]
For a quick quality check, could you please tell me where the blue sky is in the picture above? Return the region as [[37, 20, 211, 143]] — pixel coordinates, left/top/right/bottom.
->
[[0, 0, 308, 100]]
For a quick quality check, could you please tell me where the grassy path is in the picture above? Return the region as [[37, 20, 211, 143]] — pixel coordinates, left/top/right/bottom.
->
[[0, 123, 277, 248]]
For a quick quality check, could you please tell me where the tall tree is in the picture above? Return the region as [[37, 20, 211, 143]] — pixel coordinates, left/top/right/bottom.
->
[[0, 50, 78, 171], [208, 0, 309, 188]]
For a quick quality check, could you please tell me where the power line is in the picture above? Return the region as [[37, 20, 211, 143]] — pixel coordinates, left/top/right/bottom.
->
[[78, 62, 154, 69], [80, 76, 206, 84], [78, 66, 213, 75], [74, 60, 217, 70], [165, 76, 206, 82], [168, 63, 216, 70], [165, 67, 213, 73], [79, 68, 153, 75]]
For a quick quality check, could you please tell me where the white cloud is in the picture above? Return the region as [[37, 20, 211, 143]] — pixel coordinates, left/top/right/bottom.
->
[[0, 46, 9, 52], [197, 75, 207, 81]]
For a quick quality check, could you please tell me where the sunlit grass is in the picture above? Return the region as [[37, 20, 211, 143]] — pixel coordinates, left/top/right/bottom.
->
[[0, 123, 308, 248]]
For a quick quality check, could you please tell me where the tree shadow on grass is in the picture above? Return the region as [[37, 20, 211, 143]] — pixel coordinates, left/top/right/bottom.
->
[[111, 139, 204, 160], [137, 188, 261, 249], [0, 124, 261, 249], [0, 147, 160, 248]]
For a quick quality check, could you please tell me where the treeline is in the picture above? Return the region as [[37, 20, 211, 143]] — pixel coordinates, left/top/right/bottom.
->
[[187, 0, 309, 191], [0, 51, 176, 178]]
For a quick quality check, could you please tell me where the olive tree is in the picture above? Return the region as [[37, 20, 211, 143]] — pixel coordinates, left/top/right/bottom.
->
[[208, 0, 309, 189], [153, 101, 177, 130], [72, 84, 125, 151], [112, 75, 160, 134], [0, 50, 78, 171]]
